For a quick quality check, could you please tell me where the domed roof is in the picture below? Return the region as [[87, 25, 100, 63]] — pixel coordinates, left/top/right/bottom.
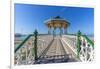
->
[[44, 16, 70, 26], [54, 16, 62, 19], [44, 16, 70, 28]]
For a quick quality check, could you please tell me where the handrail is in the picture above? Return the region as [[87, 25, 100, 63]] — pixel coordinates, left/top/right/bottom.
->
[[15, 34, 33, 53], [82, 35, 94, 48], [77, 31, 94, 48], [77, 31, 94, 59]]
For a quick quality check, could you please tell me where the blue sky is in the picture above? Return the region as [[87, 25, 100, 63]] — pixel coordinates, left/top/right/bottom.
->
[[15, 3, 94, 35]]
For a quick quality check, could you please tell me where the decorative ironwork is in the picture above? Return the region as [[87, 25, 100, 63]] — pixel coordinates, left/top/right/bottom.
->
[[77, 31, 94, 61]]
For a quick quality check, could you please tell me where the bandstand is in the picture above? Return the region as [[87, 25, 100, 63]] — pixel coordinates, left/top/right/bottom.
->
[[45, 16, 70, 36]]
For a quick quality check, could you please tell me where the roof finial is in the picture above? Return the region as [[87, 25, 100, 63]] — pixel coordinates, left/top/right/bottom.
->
[[55, 16, 61, 19]]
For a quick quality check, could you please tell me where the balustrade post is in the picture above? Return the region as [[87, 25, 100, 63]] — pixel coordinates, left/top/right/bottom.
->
[[77, 30, 81, 58], [34, 30, 38, 62]]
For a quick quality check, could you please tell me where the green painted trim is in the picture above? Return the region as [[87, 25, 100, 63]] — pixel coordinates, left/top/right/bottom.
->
[[82, 35, 94, 48], [77, 31, 81, 58], [15, 34, 33, 53], [34, 30, 38, 61], [76, 31, 94, 58]]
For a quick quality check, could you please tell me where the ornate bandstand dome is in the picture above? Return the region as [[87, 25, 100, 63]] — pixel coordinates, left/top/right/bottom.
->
[[44, 16, 70, 36]]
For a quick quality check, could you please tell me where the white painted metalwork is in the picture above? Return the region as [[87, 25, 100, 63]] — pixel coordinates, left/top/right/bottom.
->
[[79, 36, 94, 61], [14, 35, 53, 65]]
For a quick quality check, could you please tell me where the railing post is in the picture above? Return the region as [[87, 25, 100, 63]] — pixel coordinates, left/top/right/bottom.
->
[[77, 30, 81, 58], [34, 30, 38, 62]]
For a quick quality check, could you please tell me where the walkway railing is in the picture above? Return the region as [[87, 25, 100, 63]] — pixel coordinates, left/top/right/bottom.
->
[[14, 34, 34, 65], [14, 31, 54, 65], [77, 31, 94, 61], [14, 31, 94, 65], [62, 31, 94, 61]]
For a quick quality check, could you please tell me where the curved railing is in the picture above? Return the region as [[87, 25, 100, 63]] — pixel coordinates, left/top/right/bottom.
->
[[14, 34, 34, 65], [61, 31, 94, 62], [14, 31, 94, 65], [14, 32, 54, 65], [15, 34, 33, 53], [77, 31, 94, 61]]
